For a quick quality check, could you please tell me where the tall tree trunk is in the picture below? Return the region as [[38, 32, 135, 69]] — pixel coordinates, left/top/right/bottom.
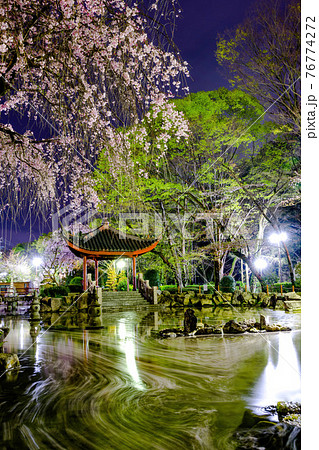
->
[[282, 241, 296, 285], [229, 256, 238, 277], [245, 263, 250, 291], [213, 255, 221, 288]]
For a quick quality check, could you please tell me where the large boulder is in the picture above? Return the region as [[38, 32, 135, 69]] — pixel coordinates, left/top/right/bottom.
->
[[51, 297, 62, 312], [0, 352, 20, 371], [257, 292, 271, 307], [238, 292, 254, 305], [77, 296, 88, 310], [212, 292, 224, 306], [234, 408, 300, 450], [223, 320, 248, 334], [220, 293, 233, 304], [231, 290, 242, 306], [284, 292, 301, 300], [194, 326, 222, 335], [283, 300, 301, 312]]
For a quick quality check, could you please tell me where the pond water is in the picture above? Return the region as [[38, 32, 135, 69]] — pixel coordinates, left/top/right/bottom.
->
[[0, 307, 301, 449]]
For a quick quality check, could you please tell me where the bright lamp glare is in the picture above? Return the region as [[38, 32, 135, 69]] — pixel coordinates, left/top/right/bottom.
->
[[17, 264, 29, 274], [269, 232, 288, 244], [117, 260, 126, 269], [255, 258, 268, 270], [32, 257, 43, 268]]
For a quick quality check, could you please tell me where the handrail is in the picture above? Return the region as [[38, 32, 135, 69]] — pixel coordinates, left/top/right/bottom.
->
[[137, 273, 158, 304]]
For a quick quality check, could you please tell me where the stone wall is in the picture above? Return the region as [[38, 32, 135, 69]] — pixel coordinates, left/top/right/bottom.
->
[[158, 290, 301, 310], [39, 289, 103, 329]]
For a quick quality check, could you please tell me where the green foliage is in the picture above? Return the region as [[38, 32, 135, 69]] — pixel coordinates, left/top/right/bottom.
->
[[105, 263, 118, 291], [235, 281, 245, 291], [159, 284, 215, 294], [220, 275, 236, 293], [160, 285, 178, 293], [69, 276, 83, 286], [144, 269, 160, 287], [117, 279, 128, 291], [40, 285, 70, 298]]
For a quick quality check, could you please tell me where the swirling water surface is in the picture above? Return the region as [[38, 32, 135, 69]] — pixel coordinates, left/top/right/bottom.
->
[[0, 308, 300, 449]]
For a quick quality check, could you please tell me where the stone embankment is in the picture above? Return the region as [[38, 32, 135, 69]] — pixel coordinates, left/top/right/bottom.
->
[[39, 289, 103, 329], [158, 289, 301, 311], [156, 312, 291, 339]]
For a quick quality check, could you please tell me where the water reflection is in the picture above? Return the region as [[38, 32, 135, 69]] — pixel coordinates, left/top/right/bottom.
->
[[118, 319, 144, 390], [249, 331, 301, 406], [0, 308, 301, 449]]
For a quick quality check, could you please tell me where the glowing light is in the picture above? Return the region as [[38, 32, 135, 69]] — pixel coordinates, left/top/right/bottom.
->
[[32, 257, 43, 268], [17, 264, 29, 274], [116, 259, 126, 270], [269, 232, 288, 244], [254, 258, 268, 270]]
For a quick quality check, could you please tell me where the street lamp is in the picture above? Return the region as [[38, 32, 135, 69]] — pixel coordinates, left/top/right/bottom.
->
[[32, 257, 43, 291], [254, 258, 268, 276], [116, 259, 129, 291], [32, 257, 43, 275], [116, 259, 126, 271], [269, 232, 287, 283]]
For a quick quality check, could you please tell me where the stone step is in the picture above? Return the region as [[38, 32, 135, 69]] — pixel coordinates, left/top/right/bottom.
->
[[102, 298, 143, 301], [101, 304, 151, 312], [102, 290, 149, 310], [103, 297, 148, 304], [103, 303, 149, 308], [102, 291, 141, 298]]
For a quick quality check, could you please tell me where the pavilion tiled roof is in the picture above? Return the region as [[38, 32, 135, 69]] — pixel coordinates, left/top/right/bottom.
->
[[63, 223, 159, 259]]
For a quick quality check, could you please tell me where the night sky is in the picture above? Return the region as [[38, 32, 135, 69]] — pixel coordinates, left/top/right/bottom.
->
[[1, 0, 270, 247], [174, 0, 256, 92]]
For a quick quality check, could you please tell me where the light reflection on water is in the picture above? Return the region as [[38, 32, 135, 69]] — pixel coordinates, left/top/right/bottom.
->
[[0, 307, 300, 449]]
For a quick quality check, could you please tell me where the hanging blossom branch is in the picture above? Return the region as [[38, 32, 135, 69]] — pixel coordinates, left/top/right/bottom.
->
[[0, 0, 190, 218]]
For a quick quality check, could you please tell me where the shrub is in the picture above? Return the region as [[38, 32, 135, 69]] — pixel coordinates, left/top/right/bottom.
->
[[68, 285, 83, 293], [144, 269, 160, 287], [220, 276, 236, 293], [160, 285, 178, 293], [40, 285, 70, 298], [69, 276, 83, 286], [236, 281, 245, 291], [159, 284, 215, 294], [117, 279, 128, 291]]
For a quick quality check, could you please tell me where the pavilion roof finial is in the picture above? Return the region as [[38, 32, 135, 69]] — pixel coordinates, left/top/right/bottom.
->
[[100, 217, 109, 230]]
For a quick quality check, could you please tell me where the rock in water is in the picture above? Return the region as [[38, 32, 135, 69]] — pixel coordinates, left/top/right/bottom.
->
[[260, 314, 267, 330], [0, 353, 20, 371], [184, 308, 197, 333], [0, 327, 10, 344]]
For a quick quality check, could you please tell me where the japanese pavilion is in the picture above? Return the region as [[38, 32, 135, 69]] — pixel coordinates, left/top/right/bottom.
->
[[63, 221, 159, 291]]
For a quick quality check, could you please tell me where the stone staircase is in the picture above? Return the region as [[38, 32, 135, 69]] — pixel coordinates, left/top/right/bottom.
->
[[102, 291, 150, 311]]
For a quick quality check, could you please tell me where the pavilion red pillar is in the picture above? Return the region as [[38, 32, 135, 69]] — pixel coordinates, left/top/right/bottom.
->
[[132, 256, 136, 291], [83, 256, 87, 291], [94, 259, 99, 287]]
